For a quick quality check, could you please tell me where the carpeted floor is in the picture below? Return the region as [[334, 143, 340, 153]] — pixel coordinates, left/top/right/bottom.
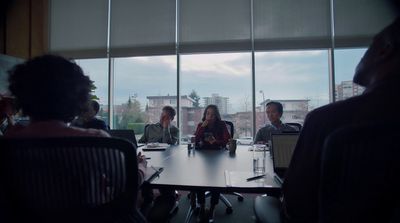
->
[[170, 191, 260, 223]]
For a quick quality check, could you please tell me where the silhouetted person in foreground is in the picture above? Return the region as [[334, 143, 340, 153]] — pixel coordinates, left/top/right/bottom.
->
[[282, 17, 400, 222], [5, 54, 147, 222]]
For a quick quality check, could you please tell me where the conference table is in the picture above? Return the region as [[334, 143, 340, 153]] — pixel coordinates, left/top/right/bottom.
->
[[140, 144, 281, 196]]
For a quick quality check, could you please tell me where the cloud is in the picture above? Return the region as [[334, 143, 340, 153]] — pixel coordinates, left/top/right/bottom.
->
[[257, 50, 324, 59]]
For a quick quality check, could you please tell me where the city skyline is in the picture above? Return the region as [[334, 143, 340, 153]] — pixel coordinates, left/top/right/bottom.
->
[[76, 48, 367, 113]]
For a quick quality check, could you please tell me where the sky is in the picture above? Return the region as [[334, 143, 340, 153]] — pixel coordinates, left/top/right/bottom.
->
[[75, 48, 367, 113]]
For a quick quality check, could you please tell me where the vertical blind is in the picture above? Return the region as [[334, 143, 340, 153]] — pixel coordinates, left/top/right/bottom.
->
[[254, 0, 331, 50], [179, 0, 251, 53], [334, 0, 397, 47], [49, 0, 397, 58], [110, 0, 176, 57], [49, 0, 108, 58]]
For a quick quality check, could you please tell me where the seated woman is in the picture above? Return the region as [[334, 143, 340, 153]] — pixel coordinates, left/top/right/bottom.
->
[[194, 104, 231, 222], [195, 104, 230, 150], [4, 54, 147, 222], [255, 101, 298, 144]]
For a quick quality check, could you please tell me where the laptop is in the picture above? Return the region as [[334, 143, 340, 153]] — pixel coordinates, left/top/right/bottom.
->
[[107, 129, 138, 148], [271, 133, 299, 184]]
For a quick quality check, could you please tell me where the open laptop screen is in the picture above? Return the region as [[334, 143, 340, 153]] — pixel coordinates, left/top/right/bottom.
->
[[107, 129, 138, 148], [271, 133, 299, 172]]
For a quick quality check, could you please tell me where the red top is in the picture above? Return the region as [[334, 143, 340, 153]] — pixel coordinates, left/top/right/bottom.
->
[[194, 120, 231, 149]]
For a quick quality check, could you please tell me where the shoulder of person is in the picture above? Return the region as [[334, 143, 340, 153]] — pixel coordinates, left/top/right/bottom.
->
[[86, 128, 110, 137], [3, 123, 25, 137], [262, 124, 275, 130], [171, 125, 179, 131]]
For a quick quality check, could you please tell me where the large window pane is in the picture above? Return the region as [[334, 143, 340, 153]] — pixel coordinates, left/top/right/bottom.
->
[[75, 58, 109, 125], [0, 54, 24, 94], [334, 48, 367, 101], [255, 50, 329, 130], [181, 52, 252, 142], [113, 56, 177, 140]]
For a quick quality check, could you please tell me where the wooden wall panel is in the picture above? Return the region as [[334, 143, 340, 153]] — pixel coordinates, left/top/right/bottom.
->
[[6, 0, 30, 59], [31, 0, 48, 58], [3, 0, 48, 59]]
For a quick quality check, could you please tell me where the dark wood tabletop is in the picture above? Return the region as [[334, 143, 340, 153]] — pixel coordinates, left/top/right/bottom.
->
[[140, 145, 281, 194]]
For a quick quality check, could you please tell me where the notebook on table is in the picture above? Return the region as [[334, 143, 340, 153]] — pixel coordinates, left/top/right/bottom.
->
[[271, 133, 299, 184]]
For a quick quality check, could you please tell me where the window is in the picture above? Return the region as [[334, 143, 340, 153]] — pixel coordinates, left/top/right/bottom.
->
[[334, 48, 367, 101], [75, 58, 109, 125], [255, 50, 329, 129], [181, 52, 252, 139], [113, 55, 177, 139]]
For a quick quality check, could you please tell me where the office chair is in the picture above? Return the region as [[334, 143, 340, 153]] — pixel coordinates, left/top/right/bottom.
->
[[285, 122, 302, 131], [220, 121, 244, 203], [185, 121, 243, 222], [320, 122, 400, 223], [0, 137, 144, 223], [202, 121, 245, 213]]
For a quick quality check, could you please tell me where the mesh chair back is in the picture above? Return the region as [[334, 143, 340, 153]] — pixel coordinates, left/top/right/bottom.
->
[[320, 123, 400, 223], [224, 120, 234, 138], [0, 137, 139, 223]]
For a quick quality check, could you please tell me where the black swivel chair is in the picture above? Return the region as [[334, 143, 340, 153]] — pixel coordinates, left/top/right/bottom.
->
[[185, 121, 244, 222], [205, 121, 244, 213], [0, 137, 144, 223], [320, 122, 400, 223], [222, 121, 244, 199]]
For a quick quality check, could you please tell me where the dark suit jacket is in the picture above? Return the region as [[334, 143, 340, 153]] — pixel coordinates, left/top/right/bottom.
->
[[282, 76, 400, 223]]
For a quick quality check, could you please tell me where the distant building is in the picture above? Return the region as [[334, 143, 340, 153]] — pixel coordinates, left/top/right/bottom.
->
[[335, 81, 365, 101], [203, 93, 229, 114]]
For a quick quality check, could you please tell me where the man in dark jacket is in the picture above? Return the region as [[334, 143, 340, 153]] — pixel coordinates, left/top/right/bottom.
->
[[283, 17, 400, 222]]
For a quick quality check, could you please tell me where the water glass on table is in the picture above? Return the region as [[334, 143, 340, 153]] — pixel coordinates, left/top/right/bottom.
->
[[253, 145, 266, 174]]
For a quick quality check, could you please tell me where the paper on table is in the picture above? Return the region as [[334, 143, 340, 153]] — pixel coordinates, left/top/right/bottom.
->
[[224, 170, 276, 188], [142, 143, 169, 151], [145, 143, 169, 148], [248, 144, 268, 151]]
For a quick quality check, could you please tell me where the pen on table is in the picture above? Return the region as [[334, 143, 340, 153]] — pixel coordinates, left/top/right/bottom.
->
[[246, 174, 266, 181], [150, 166, 164, 176]]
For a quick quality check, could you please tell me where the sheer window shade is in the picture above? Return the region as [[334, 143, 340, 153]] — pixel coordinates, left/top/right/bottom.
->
[[179, 0, 251, 53], [49, 0, 108, 59], [334, 0, 397, 48], [254, 0, 331, 51], [110, 0, 176, 57]]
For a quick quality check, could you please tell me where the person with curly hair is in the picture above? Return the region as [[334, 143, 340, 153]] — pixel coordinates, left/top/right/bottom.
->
[[5, 55, 109, 138], [4, 54, 147, 222]]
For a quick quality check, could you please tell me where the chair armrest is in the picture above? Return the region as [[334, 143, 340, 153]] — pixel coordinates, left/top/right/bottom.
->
[[253, 195, 282, 223]]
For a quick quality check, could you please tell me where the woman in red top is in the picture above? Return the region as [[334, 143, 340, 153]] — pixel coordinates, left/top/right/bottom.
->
[[193, 104, 232, 221], [195, 104, 230, 150]]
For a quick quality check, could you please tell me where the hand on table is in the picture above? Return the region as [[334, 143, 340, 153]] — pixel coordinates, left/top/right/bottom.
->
[[137, 152, 147, 168]]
